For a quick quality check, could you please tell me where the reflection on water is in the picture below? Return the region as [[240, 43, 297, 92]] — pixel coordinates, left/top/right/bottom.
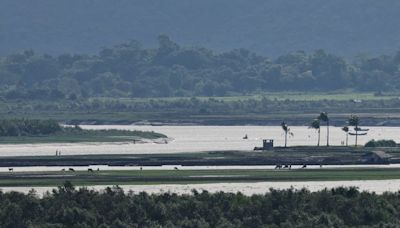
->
[[0, 125, 398, 156]]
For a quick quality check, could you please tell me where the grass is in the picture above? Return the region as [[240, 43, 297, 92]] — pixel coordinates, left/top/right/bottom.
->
[[0, 168, 400, 187], [0, 147, 397, 167], [1, 91, 400, 125]]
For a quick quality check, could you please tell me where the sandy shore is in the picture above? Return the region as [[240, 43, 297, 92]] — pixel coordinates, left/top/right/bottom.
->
[[2, 179, 400, 196]]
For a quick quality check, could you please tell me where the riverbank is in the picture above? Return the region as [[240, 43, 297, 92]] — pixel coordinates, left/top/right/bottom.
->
[[51, 113, 400, 126], [1, 167, 400, 187], [3, 93, 400, 126], [3, 179, 400, 196], [0, 147, 399, 167], [0, 129, 167, 144]]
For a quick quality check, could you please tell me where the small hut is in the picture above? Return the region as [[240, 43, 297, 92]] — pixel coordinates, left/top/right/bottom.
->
[[254, 139, 274, 151], [362, 151, 391, 163]]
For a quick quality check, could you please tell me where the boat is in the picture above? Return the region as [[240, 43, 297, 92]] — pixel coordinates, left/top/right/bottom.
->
[[355, 127, 369, 132], [349, 132, 367, 136]]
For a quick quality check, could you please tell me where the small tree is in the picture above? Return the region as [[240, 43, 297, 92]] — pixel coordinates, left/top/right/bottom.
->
[[309, 119, 321, 146], [342, 126, 349, 146], [318, 112, 329, 146], [281, 121, 293, 148], [348, 115, 360, 146]]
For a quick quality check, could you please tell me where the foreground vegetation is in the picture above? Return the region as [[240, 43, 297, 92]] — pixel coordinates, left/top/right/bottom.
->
[[0, 119, 166, 144], [1, 168, 400, 187], [1, 183, 400, 227]]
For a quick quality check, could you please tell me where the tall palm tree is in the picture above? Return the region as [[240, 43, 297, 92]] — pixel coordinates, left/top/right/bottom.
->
[[318, 112, 329, 146], [348, 115, 360, 147], [281, 121, 293, 148], [309, 119, 321, 146], [342, 126, 349, 146]]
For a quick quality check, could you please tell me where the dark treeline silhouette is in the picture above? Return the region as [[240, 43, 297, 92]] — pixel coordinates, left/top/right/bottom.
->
[[1, 36, 400, 99], [0, 119, 62, 136], [0, 119, 166, 139], [1, 183, 400, 227]]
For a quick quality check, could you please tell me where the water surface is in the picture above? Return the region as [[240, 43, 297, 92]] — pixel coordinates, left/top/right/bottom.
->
[[0, 125, 398, 156]]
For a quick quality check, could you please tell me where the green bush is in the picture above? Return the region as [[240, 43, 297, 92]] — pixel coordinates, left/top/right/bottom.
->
[[365, 139, 397, 147], [1, 184, 400, 227]]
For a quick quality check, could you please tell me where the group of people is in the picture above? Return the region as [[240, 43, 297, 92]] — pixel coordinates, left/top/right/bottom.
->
[[275, 164, 322, 169]]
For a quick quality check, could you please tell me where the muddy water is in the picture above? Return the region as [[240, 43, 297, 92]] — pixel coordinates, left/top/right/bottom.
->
[[0, 125, 398, 157]]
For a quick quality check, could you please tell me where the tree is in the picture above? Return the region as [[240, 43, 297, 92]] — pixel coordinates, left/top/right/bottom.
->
[[342, 126, 349, 146], [309, 119, 321, 146], [348, 115, 360, 146], [281, 121, 293, 148], [318, 112, 330, 146]]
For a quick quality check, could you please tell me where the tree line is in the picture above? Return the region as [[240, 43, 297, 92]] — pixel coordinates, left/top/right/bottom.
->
[[0, 119, 167, 139], [1, 182, 400, 227], [0, 119, 62, 137], [10, 97, 400, 116], [1, 35, 400, 100], [282, 113, 367, 147]]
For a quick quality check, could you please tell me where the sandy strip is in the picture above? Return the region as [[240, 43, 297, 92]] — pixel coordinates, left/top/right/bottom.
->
[[2, 179, 400, 196], [1, 164, 400, 172]]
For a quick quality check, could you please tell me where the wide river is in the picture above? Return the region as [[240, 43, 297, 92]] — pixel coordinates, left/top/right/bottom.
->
[[1, 125, 400, 194], [0, 125, 399, 156]]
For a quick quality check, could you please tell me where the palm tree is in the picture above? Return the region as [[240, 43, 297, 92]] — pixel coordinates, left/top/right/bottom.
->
[[318, 112, 330, 146], [342, 126, 349, 146], [281, 121, 293, 148], [309, 119, 321, 146], [348, 115, 360, 146]]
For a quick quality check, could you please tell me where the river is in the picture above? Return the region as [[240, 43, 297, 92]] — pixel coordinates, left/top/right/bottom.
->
[[1, 125, 400, 194], [0, 125, 399, 156]]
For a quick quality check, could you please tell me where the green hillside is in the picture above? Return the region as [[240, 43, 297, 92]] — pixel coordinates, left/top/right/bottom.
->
[[1, 0, 400, 56]]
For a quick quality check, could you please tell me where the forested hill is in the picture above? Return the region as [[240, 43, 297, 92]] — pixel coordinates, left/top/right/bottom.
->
[[1, 0, 400, 57], [1, 36, 400, 99]]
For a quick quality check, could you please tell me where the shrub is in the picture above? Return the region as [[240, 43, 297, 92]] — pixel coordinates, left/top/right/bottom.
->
[[365, 139, 397, 147]]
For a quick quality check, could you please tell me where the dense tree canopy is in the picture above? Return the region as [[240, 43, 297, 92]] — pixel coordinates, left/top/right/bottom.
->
[[1, 37, 400, 99], [0, 119, 62, 137], [1, 184, 400, 227]]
